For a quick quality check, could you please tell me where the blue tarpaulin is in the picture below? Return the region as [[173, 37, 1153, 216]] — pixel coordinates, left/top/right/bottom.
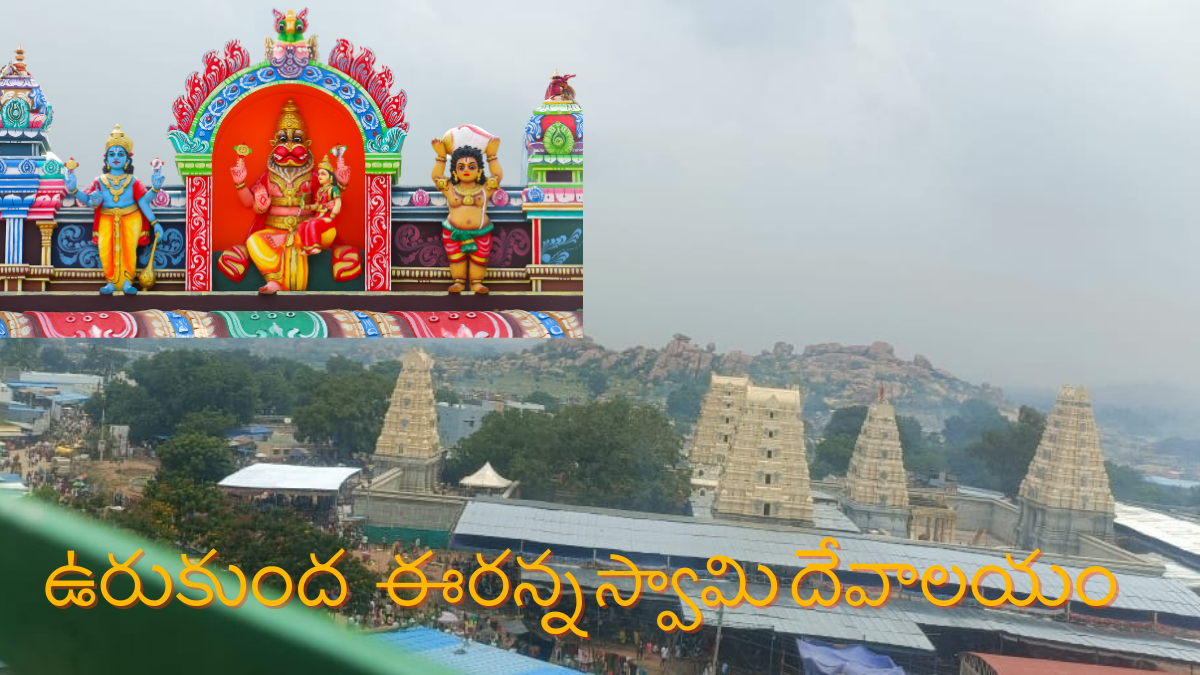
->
[[798, 639, 905, 675]]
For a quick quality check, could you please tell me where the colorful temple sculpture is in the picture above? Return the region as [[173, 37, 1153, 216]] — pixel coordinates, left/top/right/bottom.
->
[[0, 10, 583, 337], [1015, 384, 1116, 555], [372, 349, 443, 490], [688, 374, 815, 526], [0, 47, 66, 278]]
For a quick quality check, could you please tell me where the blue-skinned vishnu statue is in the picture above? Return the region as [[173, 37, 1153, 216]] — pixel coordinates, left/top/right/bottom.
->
[[63, 125, 165, 295]]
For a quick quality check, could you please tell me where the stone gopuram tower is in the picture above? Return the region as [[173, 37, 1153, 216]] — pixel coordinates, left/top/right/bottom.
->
[[1015, 385, 1115, 556], [843, 387, 912, 536], [688, 374, 814, 526], [373, 349, 443, 492]]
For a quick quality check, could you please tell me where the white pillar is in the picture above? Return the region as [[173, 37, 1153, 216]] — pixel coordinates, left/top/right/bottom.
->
[[5, 217, 23, 264]]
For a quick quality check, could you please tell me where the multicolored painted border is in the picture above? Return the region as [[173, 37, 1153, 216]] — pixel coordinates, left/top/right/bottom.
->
[[1, 310, 581, 339]]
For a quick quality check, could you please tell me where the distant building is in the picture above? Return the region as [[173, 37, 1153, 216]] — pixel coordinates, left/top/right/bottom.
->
[[13, 371, 102, 394], [437, 400, 545, 448], [688, 374, 814, 526]]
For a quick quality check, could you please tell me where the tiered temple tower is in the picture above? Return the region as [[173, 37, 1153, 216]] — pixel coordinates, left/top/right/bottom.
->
[[688, 374, 814, 526], [1015, 385, 1115, 555], [842, 387, 913, 536], [0, 46, 67, 281], [373, 349, 443, 491]]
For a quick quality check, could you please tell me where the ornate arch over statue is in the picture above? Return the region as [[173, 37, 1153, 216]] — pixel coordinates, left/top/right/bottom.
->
[[167, 10, 407, 292]]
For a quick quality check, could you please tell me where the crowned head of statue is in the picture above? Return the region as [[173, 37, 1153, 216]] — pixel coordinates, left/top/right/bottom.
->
[[103, 124, 134, 174], [270, 99, 311, 168]]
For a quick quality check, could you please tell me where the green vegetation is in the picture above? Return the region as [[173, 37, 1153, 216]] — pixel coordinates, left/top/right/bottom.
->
[[522, 390, 562, 413], [83, 350, 392, 460], [810, 406, 933, 479], [157, 434, 236, 484], [444, 398, 690, 514], [1106, 461, 1200, 508]]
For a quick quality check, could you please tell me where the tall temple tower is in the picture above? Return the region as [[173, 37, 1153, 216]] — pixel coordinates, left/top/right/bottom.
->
[[373, 349, 443, 492], [1015, 385, 1115, 555], [842, 387, 913, 535], [688, 374, 814, 525]]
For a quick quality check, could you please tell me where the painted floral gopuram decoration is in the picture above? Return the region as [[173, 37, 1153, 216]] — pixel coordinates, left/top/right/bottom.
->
[[0, 10, 582, 338]]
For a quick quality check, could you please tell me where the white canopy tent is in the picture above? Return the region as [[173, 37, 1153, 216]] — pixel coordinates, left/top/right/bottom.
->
[[217, 463, 361, 497], [459, 462, 513, 490]]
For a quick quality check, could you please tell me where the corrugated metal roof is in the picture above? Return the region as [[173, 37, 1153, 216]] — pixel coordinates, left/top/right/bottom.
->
[[455, 500, 1200, 618], [535, 564, 933, 652], [967, 652, 1164, 675], [956, 485, 1008, 500], [374, 627, 574, 675], [813, 503, 861, 533], [528, 563, 1200, 664], [1116, 502, 1200, 556], [904, 602, 1200, 664]]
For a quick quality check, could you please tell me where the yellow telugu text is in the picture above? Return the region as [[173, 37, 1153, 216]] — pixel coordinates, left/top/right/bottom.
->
[[47, 538, 1120, 640]]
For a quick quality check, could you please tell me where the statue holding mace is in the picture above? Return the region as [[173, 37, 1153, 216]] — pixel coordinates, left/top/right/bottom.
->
[[63, 125, 165, 295]]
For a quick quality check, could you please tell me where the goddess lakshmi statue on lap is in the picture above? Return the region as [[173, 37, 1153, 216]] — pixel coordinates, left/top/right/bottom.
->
[[63, 125, 165, 295], [219, 98, 360, 294], [431, 125, 503, 294]]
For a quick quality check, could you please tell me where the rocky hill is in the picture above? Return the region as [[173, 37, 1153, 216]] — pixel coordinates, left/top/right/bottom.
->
[[440, 335, 1006, 430]]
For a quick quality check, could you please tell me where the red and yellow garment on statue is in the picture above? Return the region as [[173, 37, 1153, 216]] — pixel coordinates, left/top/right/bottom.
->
[[442, 219, 493, 266], [219, 172, 361, 289], [82, 176, 150, 285]]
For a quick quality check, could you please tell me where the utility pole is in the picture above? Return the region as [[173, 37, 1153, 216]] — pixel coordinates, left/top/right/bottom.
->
[[709, 604, 725, 675]]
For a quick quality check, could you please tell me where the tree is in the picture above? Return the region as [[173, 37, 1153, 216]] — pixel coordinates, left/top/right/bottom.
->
[[81, 345, 127, 378], [444, 409, 556, 486], [0, 340, 38, 370], [177, 409, 238, 438], [324, 354, 365, 376], [942, 399, 1008, 449], [31, 485, 59, 503], [555, 399, 688, 513], [1105, 461, 1196, 507], [665, 380, 706, 424], [445, 399, 689, 514], [209, 505, 379, 615], [39, 343, 72, 372], [121, 478, 380, 615], [436, 388, 462, 405], [896, 416, 926, 457], [584, 371, 609, 399], [811, 435, 855, 479], [157, 434, 235, 484], [84, 380, 157, 442], [812, 406, 933, 478], [965, 405, 1046, 496], [90, 350, 260, 440], [293, 369, 393, 458], [124, 476, 228, 547], [523, 390, 561, 413]]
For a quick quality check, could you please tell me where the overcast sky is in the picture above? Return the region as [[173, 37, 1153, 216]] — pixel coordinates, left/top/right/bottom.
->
[[3, 1, 1198, 391]]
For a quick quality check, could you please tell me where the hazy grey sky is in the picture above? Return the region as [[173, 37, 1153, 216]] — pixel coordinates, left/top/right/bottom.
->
[[4, 1, 1198, 390]]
